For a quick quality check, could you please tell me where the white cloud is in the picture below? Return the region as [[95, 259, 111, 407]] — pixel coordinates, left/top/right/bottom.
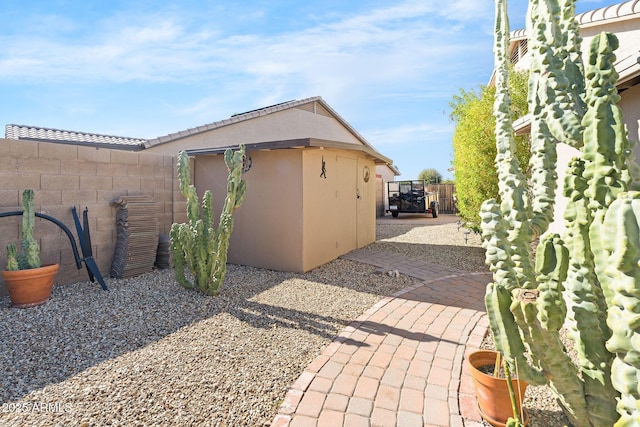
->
[[0, 0, 491, 91], [364, 122, 453, 148]]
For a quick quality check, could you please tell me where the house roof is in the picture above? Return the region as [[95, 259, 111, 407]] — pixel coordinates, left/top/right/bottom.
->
[[5, 96, 392, 163], [511, 0, 640, 41], [144, 96, 379, 153], [5, 124, 146, 150], [4, 96, 395, 167]]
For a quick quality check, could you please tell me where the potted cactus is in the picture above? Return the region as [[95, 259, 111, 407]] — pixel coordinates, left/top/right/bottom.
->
[[2, 189, 59, 308], [467, 350, 528, 427]]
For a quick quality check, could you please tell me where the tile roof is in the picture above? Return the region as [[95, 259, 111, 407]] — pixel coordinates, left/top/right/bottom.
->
[[5, 124, 146, 149], [4, 97, 385, 160], [511, 0, 640, 40]]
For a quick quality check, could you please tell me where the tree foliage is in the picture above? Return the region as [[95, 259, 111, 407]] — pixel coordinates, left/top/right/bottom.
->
[[417, 168, 443, 184], [450, 69, 530, 231]]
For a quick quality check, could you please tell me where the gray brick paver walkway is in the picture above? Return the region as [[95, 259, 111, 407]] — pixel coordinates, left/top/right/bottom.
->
[[271, 249, 491, 427]]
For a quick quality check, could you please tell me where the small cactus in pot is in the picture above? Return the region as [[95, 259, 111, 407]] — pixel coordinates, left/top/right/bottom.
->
[[2, 190, 59, 308], [6, 189, 41, 271]]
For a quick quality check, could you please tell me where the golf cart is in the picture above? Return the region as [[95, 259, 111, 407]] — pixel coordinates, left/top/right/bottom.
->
[[387, 180, 439, 218]]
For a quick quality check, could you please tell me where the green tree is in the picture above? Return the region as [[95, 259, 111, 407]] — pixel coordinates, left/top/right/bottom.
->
[[417, 168, 442, 184], [450, 68, 529, 231]]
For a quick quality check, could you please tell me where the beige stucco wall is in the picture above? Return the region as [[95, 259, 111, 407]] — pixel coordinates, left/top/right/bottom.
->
[[618, 83, 640, 145], [376, 165, 398, 215], [193, 146, 376, 273], [0, 138, 177, 293], [580, 19, 640, 61], [194, 149, 304, 272], [146, 107, 363, 155]]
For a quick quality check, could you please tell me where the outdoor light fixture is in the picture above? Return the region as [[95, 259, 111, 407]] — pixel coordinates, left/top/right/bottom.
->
[[242, 153, 252, 173]]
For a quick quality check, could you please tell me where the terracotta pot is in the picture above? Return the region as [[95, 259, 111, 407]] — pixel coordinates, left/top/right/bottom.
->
[[467, 350, 529, 427], [2, 264, 60, 308]]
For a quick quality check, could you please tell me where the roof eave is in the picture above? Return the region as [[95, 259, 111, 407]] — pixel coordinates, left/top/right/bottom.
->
[[185, 138, 393, 165]]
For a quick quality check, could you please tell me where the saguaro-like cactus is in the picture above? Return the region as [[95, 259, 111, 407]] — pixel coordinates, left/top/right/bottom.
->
[[169, 146, 246, 296], [481, 1, 640, 426], [5, 189, 42, 271]]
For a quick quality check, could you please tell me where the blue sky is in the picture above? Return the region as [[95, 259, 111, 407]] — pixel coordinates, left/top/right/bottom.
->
[[0, 0, 625, 180]]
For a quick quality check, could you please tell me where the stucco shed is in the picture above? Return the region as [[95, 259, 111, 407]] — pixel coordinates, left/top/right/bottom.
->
[[145, 97, 394, 273]]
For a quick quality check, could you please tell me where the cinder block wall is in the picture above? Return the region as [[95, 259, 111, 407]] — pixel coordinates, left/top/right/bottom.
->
[[0, 138, 181, 293]]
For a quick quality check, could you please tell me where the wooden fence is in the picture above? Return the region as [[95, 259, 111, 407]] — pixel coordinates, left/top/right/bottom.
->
[[425, 183, 457, 214]]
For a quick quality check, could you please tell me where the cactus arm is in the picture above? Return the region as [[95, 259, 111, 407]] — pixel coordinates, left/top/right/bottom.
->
[[602, 192, 640, 426], [535, 234, 568, 331], [486, 282, 547, 385], [561, 161, 619, 426], [169, 223, 194, 289], [525, 0, 559, 235], [585, 33, 633, 311], [562, 158, 617, 418], [204, 146, 247, 295], [535, 0, 585, 148], [510, 299, 590, 426], [493, 0, 537, 289], [20, 189, 41, 269], [5, 244, 19, 271], [583, 33, 628, 213], [481, 199, 519, 289]]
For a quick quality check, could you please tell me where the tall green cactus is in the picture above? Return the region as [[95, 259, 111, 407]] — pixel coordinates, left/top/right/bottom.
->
[[481, 1, 640, 426], [169, 146, 247, 296], [5, 189, 42, 271]]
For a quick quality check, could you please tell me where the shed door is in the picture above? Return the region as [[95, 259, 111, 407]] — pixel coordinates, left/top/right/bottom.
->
[[336, 156, 358, 252], [357, 159, 375, 248]]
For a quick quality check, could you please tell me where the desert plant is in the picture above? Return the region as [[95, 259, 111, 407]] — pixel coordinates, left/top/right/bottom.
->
[[450, 69, 530, 232], [481, 0, 640, 426], [5, 189, 42, 271], [169, 146, 247, 296]]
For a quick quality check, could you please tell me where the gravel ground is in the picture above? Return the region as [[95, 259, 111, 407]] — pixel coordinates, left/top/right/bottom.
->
[[370, 222, 487, 272], [0, 217, 567, 426]]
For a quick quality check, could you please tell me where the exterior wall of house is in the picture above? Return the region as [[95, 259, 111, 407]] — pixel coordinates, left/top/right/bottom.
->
[[146, 107, 363, 155], [618, 83, 640, 144], [375, 165, 398, 216], [193, 149, 305, 272], [0, 138, 177, 294]]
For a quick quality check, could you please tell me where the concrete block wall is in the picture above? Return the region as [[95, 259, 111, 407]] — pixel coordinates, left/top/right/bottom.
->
[[0, 138, 181, 293]]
